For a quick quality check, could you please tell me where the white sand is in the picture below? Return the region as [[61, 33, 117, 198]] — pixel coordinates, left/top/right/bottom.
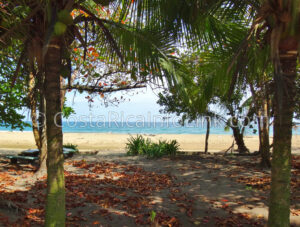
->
[[0, 131, 299, 153]]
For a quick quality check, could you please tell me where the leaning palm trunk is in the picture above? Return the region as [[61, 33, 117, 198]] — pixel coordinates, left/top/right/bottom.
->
[[44, 37, 65, 227], [231, 126, 249, 153], [268, 40, 297, 226], [230, 117, 249, 153]]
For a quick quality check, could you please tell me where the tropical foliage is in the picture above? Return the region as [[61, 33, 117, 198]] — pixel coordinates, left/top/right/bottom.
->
[[0, 0, 299, 226], [126, 135, 179, 158], [0, 43, 29, 130], [63, 143, 79, 152]]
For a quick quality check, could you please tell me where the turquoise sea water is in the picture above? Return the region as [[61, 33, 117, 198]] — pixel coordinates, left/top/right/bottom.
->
[[1, 121, 300, 135]]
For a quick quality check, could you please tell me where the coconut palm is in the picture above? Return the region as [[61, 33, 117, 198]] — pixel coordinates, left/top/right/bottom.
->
[[1, 1, 299, 226], [157, 51, 255, 154], [240, 1, 299, 225], [127, 1, 299, 226], [51, 0, 299, 225], [0, 1, 185, 226]]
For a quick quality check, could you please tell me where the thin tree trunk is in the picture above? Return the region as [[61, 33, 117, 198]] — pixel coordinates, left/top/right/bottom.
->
[[60, 77, 67, 110], [257, 112, 262, 153], [44, 37, 65, 227], [39, 76, 65, 175], [249, 81, 271, 165], [260, 94, 271, 168], [35, 72, 47, 176], [38, 88, 47, 173], [28, 72, 41, 150], [204, 117, 210, 154], [268, 45, 297, 226], [249, 82, 263, 153]]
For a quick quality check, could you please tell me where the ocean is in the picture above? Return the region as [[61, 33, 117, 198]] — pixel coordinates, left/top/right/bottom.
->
[[1, 121, 300, 135]]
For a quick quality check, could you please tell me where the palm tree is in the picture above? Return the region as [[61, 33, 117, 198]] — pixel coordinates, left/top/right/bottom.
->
[[248, 1, 299, 225], [0, 1, 180, 225], [127, 1, 298, 225], [2, 1, 298, 226], [58, 1, 300, 225]]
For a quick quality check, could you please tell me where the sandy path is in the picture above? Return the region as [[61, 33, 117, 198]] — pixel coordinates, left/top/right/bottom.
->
[[1, 153, 299, 226], [68, 153, 300, 226]]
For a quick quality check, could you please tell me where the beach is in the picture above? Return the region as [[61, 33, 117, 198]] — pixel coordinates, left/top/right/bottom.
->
[[0, 131, 300, 153]]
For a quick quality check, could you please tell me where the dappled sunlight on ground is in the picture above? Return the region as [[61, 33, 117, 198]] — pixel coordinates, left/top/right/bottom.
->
[[0, 152, 299, 226]]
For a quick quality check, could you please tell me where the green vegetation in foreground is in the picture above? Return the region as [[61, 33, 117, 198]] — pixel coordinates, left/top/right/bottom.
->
[[63, 143, 79, 152], [126, 135, 179, 158]]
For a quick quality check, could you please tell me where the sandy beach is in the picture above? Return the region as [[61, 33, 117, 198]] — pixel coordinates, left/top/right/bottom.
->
[[0, 131, 299, 153]]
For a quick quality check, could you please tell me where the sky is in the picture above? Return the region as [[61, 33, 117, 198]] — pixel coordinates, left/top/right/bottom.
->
[[63, 86, 170, 122]]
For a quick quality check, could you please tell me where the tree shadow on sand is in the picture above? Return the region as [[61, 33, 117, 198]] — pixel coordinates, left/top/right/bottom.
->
[[0, 153, 299, 226]]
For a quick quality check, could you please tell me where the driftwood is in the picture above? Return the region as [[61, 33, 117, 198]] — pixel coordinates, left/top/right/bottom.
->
[[224, 140, 235, 155], [223, 140, 258, 156]]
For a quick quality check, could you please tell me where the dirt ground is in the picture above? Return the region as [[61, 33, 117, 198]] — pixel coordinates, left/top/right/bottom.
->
[[0, 151, 299, 227]]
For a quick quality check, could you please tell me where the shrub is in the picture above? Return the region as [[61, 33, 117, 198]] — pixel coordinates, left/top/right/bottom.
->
[[126, 135, 180, 158], [160, 139, 180, 156], [144, 143, 162, 158], [126, 135, 149, 156]]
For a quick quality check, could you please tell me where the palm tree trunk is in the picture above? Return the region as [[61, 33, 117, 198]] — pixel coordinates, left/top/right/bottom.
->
[[204, 117, 210, 154], [249, 80, 271, 166], [257, 113, 262, 150], [268, 47, 297, 226], [28, 72, 41, 150], [44, 37, 65, 227], [36, 72, 47, 176], [60, 77, 66, 110], [231, 126, 249, 153], [260, 94, 271, 168], [39, 88, 47, 172]]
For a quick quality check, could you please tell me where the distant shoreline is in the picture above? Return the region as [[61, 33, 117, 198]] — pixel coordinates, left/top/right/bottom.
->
[[1, 121, 300, 135], [0, 130, 260, 135], [1, 130, 300, 136]]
